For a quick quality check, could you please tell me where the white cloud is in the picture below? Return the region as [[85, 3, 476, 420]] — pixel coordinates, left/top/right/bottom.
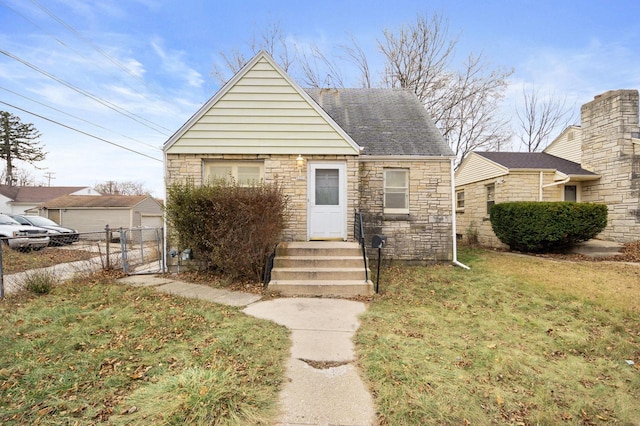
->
[[150, 38, 204, 88]]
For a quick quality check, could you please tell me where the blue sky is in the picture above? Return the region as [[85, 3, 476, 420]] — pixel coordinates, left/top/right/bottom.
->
[[1, 0, 639, 197]]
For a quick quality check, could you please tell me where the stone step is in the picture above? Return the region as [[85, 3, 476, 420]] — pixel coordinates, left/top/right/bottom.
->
[[268, 280, 375, 297], [270, 267, 368, 282], [570, 239, 624, 257], [274, 256, 365, 269]]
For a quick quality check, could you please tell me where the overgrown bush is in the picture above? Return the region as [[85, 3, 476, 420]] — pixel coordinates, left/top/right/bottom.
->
[[490, 201, 607, 253], [165, 180, 288, 281]]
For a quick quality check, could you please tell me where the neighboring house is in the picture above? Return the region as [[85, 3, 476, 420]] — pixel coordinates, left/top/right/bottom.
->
[[38, 195, 163, 234], [163, 51, 456, 262], [0, 185, 99, 214], [456, 89, 640, 247]]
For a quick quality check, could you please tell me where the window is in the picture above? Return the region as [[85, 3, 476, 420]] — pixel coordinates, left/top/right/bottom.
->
[[456, 190, 465, 210], [486, 183, 495, 215], [204, 161, 263, 186], [564, 185, 577, 202], [384, 169, 409, 213]]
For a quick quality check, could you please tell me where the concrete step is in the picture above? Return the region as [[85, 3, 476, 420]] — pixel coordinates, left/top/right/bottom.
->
[[270, 267, 368, 281], [276, 241, 363, 257], [570, 239, 624, 257], [268, 280, 375, 297], [274, 256, 365, 269]]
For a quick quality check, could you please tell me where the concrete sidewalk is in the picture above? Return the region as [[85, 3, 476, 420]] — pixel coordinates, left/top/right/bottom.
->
[[118, 275, 376, 426]]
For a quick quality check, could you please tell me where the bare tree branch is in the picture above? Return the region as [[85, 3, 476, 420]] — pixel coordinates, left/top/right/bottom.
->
[[516, 85, 575, 152]]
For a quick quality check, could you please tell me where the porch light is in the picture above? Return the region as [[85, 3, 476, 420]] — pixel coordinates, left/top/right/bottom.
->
[[296, 155, 305, 179]]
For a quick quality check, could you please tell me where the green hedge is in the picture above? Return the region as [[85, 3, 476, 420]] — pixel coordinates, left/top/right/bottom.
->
[[490, 202, 608, 253], [165, 180, 288, 281]]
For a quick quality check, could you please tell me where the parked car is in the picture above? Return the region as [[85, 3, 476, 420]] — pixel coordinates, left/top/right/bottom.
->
[[0, 214, 50, 251], [9, 215, 79, 246]]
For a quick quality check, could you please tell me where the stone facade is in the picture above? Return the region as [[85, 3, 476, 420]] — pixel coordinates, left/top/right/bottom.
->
[[166, 153, 454, 261], [580, 90, 640, 242], [456, 171, 562, 248], [359, 159, 453, 262], [165, 153, 359, 243]]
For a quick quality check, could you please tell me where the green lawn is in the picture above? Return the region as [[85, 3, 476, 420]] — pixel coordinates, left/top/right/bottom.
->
[[0, 276, 290, 425], [356, 248, 640, 425]]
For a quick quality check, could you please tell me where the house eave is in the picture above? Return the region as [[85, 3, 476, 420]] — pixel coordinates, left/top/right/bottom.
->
[[359, 155, 455, 162]]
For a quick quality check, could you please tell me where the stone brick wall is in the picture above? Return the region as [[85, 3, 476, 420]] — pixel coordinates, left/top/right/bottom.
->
[[359, 159, 453, 262], [455, 171, 561, 248], [580, 90, 640, 242], [165, 153, 359, 242]]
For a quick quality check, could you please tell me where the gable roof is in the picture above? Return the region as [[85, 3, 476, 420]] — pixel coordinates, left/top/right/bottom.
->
[[475, 152, 597, 177], [305, 88, 453, 157], [163, 51, 361, 155], [41, 195, 157, 209], [0, 185, 90, 203]]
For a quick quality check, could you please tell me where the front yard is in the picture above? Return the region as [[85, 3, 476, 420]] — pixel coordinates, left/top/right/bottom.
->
[[356, 248, 640, 424], [1, 248, 638, 424]]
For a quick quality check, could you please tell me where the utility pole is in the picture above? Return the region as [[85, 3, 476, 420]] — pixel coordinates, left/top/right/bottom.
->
[[44, 171, 56, 186]]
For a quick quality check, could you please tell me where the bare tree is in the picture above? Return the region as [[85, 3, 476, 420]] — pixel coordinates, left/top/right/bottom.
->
[[378, 14, 513, 161], [211, 22, 295, 86], [0, 166, 35, 186], [516, 85, 575, 152], [94, 180, 150, 196], [211, 13, 513, 162]]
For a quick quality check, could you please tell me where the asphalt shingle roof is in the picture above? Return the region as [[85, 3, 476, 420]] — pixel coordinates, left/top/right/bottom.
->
[[0, 185, 89, 203], [476, 152, 597, 176], [42, 195, 152, 209], [305, 88, 453, 157]]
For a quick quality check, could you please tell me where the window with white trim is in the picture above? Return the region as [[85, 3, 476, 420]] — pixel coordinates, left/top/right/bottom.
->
[[203, 161, 264, 186], [456, 190, 465, 210], [486, 183, 495, 215], [564, 184, 577, 202], [384, 169, 409, 214]]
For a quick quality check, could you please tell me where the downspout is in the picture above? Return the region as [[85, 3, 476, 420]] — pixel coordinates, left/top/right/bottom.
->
[[162, 149, 168, 273], [450, 158, 470, 270], [539, 171, 570, 201]]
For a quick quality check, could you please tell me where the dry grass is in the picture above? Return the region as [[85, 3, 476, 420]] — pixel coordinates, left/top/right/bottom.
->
[[356, 248, 640, 425], [2, 246, 93, 275], [0, 275, 289, 425], [481, 250, 640, 313]]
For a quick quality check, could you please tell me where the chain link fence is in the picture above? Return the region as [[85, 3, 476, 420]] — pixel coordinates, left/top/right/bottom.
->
[[0, 226, 165, 298]]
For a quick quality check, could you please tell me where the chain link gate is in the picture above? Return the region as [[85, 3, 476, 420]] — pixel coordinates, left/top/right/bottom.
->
[[118, 226, 165, 275]]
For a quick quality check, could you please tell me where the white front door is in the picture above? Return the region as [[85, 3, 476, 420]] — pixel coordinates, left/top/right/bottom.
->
[[308, 162, 347, 240]]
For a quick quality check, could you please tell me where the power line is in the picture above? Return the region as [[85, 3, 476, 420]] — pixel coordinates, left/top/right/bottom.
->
[[0, 100, 163, 163], [29, 0, 150, 85], [0, 85, 161, 151], [0, 48, 172, 135]]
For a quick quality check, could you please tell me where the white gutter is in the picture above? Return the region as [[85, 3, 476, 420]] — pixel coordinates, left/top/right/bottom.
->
[[450, 158, 470, 270], [538, 171, 570, 201]]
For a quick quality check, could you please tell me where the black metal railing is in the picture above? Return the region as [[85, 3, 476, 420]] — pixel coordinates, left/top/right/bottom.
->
[[354, 210, 369, 282]]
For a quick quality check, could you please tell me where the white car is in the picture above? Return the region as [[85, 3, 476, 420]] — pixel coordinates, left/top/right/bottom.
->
[[0, 214, 50, 251]]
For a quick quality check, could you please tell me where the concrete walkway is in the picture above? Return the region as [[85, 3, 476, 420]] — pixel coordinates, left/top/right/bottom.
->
[[117, 275, 376, 426]]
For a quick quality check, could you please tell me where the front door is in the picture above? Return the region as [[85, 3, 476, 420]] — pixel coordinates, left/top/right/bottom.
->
[[308, 162, 347, 240]]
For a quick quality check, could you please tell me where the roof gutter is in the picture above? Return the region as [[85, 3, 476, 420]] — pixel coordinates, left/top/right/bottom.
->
[[450, 158, 470, 270]]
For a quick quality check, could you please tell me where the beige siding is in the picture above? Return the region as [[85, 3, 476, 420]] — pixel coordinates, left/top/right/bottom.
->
[[131, 197, 163, 227], [58, 209, 131, 234], [166, 57, 359, 156], [455, 152, 508, 186], [544, 126, 583, 163]]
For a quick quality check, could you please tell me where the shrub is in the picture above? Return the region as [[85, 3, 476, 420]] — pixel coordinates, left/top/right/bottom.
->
[[17, 269, 58, 294], [490, 202, 607, 253], [165, 180, 288, 281]]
